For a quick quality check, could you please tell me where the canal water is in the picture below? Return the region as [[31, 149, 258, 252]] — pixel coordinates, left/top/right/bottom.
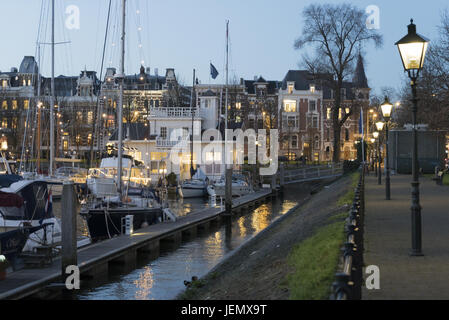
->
[[62, 184, 311, 300]]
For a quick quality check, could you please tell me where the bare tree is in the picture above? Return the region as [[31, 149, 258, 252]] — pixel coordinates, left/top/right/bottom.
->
[[294, 3, 383, 162]]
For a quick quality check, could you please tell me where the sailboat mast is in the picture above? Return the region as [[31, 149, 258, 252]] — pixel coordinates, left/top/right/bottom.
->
[[49, 0, 55, 176], [190, 68, 195, 177], [225, 20, 229, 169], [117, 0, 126, 197]]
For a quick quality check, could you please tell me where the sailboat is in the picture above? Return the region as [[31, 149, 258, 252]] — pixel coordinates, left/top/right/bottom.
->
[[206, 21, 253, 200], [80, 0, 164, 242], [178, 70, 208, 198], [179, 168, 208, 198]]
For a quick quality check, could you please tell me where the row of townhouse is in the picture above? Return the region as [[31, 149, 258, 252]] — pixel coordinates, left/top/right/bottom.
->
[[1, 54, 372, 179]]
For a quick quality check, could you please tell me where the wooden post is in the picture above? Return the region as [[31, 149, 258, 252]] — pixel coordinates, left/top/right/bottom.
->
[[225, 167, 233, 215], [61, 181, 77, 276], [280, 163, 285, 189]]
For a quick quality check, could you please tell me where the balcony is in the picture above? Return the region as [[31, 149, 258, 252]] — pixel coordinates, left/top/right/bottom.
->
[[149, 107, 197, 119], [156, 138, 188, 148]]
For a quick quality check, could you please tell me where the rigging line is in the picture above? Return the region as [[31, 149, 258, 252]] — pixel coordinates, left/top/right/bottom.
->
[[133, 0, 145, 66], [89, 0, 113, 168], [93, 0, 103, 72], [145, 0, 151, 69], [20, 0, 46, 172]]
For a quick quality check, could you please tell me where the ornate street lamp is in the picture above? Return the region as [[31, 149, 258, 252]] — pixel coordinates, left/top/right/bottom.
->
[[373, 131, 379, 178], [396, 19, 429, 256], [375, 121, 385, 185], [381, 97, 393, 200]]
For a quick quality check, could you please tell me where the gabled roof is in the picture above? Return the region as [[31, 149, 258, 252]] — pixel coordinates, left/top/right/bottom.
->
[[244, 78, 281, 95]]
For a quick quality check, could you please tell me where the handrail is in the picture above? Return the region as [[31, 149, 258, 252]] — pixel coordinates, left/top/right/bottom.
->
[[331, 164, 365, 300]]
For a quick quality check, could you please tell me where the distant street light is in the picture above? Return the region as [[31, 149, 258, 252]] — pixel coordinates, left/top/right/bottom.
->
[[375, 121, 385, 185], [381, 97, 393, 200], [395, 19, 429, 256], [373, 131, 379, 178]]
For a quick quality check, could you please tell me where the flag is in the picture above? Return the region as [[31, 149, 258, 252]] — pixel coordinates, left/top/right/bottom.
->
[[210, 63, 219, 79]]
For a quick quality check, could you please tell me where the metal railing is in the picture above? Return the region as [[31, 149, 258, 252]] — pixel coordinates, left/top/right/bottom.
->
[[283, 163, 343, 184], [331, 165, 365, 300]]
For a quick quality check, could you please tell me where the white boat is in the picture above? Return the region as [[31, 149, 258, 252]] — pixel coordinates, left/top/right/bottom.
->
[[179, 168, 208, 198], [0, 175, 90, 252], [207, 174, 253, 198], [87, 155, 150, 198], [179, 179, 207, 198]]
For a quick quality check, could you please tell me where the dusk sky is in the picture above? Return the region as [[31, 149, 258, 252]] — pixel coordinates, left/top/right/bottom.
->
[[1, 0, 447, 99]]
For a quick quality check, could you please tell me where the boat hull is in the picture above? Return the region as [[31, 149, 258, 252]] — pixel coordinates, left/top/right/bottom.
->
[[179, 186, 206, 198], [207, 185, 253, 198], [80, 207, 163, 241]]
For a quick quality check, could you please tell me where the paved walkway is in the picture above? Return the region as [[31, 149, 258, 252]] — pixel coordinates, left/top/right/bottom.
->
[[363, 174, 449, 300]]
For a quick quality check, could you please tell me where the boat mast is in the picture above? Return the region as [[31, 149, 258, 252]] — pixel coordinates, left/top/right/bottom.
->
[[49, 0, 55, 176], [190, 68, 195, 178], [117, 0, 126, 198], [224, 20, 232, 214]]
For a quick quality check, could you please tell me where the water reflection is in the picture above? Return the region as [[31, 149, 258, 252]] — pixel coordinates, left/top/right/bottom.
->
[[75, 185, 308, 300], [134, 266, 154, 300]]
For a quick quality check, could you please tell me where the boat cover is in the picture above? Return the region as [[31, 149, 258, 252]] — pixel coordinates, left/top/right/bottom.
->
[[0, 175, 23, 188], [0, 191, 24, 208]]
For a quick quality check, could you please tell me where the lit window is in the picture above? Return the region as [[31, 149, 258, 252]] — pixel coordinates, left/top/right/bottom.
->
[[310, 84, 315, 93], [2, 101, 7, 110], [339, 108, 342, 119], [24, 100, 29, 110], [28, 79, 31, 86], [63, 140, 68, 150], [288, 84, 294, 94], [327, 108, 331, 120], [12, 100, 18, 110], [236, 102, 241, 110], [87, 111, 93, 124], [283, 100, 297, 112], [2, 80, 7, 88]]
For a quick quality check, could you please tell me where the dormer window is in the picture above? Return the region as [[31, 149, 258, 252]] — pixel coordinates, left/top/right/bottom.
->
[[310, 84, 316, 93], [288, 83, 294, 94], [1, 80, 7, 88]]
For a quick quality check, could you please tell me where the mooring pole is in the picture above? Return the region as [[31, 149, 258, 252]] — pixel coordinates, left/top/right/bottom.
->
[[61, 180, 77, 276]]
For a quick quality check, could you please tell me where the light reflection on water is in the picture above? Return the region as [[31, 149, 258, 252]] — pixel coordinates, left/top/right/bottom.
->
[[75, 186, 306, 300]]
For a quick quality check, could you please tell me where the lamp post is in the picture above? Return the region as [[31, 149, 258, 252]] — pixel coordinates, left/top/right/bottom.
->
[[395, 19, 429, 256], [373, 131, 379, 178], [381, 97, 393, 200], [375, 121, 385, 185]]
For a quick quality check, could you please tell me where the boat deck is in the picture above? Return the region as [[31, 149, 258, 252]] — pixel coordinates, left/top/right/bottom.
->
[[0, 189, 273, 299]]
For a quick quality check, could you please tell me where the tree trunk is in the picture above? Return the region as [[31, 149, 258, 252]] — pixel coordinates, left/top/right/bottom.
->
[[332, 79, 343, 163]]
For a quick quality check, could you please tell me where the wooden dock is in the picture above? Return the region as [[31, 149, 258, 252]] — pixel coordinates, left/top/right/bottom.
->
[[0, 189, 273, 300]]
